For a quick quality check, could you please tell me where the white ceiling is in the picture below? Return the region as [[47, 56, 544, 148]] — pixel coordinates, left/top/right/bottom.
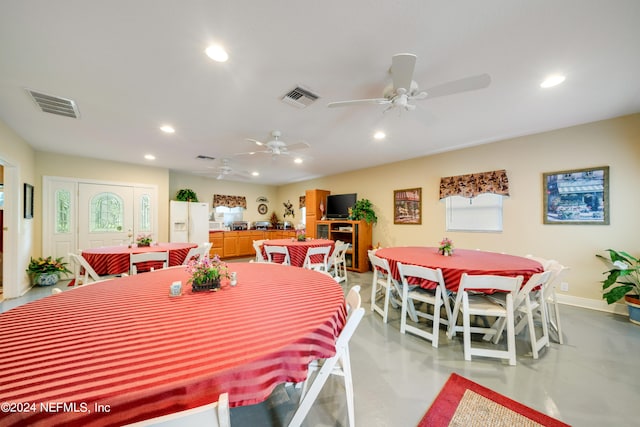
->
[[1, 1, 639, 185]]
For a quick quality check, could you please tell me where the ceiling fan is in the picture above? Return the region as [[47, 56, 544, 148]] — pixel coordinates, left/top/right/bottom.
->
[[194, 158, 252, 180], [236, 130, 310, 157], [327, 53, 491, 112]]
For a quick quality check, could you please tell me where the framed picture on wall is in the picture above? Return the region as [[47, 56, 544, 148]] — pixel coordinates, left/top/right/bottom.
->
[[394, 188, 422, 224], [542, 166, 609, 225], [24, 183, 34, 219]]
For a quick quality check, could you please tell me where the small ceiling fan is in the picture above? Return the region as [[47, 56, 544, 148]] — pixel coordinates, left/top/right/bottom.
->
[[327, 53, 491, 112], [236, 130, 310, 157], [194, 158, 252, 180]]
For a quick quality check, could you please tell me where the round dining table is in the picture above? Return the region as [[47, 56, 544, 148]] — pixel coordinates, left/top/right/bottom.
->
[[0, 263, 346, 427], [376, 246, 544, 291], [262, 238, 335, 267], [81, 242, 197, 275]]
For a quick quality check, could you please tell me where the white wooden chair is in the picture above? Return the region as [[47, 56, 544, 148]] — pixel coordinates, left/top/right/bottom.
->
[[397, 262, 452, 348], [544, 260, 569, 344], [124, 392, 230, 427], [264, 245, 291, 265], [368, 250, 394, 323], [290, 286, 364, 427], [302, 245, 332, 271], [182, 242, 211, 265], [130, 251, 169, 275], [448, 273, 523, 366], [252, 239, 267, 262], [328, 241, 350, 284], [68, 252, 102, 285]]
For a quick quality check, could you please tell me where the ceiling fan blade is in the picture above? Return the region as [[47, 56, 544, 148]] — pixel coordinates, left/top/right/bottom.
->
[[327, 98, 390, 108], [391, 53, 417, 92], [245, 138, 265, 146], [284, 141, 310, 151], [424, 73, 491, 99]]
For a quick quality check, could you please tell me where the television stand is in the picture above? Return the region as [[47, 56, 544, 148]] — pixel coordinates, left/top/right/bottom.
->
[[316, 220, 372, 272]]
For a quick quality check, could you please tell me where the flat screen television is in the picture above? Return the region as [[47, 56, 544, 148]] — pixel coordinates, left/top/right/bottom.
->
[[326, 193, 357, 219]]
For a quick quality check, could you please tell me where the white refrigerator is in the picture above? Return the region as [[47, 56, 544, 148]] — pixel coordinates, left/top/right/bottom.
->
[[169, 201, 210, 244]]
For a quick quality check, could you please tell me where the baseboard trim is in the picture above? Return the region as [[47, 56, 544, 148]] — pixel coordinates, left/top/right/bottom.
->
[[556, 294, 628, 316]]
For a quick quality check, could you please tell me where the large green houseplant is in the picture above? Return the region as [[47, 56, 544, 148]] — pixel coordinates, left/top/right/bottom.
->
[[26, 256, 73, 286], [350, 198, 377, 224], [596, 249, 640, 324], [175, 189, 198, 202]]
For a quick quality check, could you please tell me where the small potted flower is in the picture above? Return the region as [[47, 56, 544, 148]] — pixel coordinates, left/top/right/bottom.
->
[[186, 255, 230, 292], [439, 238, 454, 256], [26, 256, 73, 286], [136, 233, 152, 247]]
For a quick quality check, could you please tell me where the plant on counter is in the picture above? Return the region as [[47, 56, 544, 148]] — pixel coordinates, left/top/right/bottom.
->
[[438, 237, 454, 256], [136, 233, 153, 247], [186, 255, 230, 288], [596, 249, 640, 304], [26, 256, 73, 284], [175, 188, 198, 202], [350, 198, 377, 224], [269, 211, 279, 229]]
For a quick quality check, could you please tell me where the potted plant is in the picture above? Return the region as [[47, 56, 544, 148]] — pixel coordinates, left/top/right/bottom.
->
[[596, 249, 640, 324], [136, 233, 153, 247], [176, 189, 198, 202], [439, 238, 454, 256], [185, 255, 230, 292], [26, 256, 73, 286], [351, 198, 377, 224]]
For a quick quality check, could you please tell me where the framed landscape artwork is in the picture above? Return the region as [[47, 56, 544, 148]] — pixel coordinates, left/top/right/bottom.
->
[[542, 166, 609, 225], [394, 188, 422, 224]]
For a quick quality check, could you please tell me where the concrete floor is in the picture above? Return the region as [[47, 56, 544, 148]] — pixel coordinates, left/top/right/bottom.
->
[[3, 268, 640, 427]]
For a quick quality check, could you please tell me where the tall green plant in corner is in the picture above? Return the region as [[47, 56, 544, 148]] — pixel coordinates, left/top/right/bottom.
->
[[351, 198, 377, 224], [596, 249, 640, 304]]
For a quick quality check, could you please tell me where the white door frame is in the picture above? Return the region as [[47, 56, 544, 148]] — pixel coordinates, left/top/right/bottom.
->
[[2, 161, 20, 298]]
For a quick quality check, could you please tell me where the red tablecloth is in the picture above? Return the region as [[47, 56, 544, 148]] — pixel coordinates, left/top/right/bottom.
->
[[376, 247, 544, 291], [81, 243, 197, 275], [0, 263, 346, 426], [262, 239, 335, 267]]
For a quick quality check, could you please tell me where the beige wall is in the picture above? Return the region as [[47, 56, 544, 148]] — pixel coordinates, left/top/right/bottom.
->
[[278, 114, 640, 307], [0, 120, 37, 297], [170, 171, 280, 225]]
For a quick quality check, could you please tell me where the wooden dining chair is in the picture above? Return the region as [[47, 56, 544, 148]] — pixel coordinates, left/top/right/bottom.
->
[[130, 251, 169, 274], [291, 285, 364, 427], [123, 392, 230, 427], [68, 252, 102, 285], [328, 241, 350, 284], [302, 245, 332, 271], [252, 239, 267, 262], [182, 242, 211, 265], [397, 262, 452, 348], [264, 245, 291, 265], [367, 250, 394, 323], [448, 273, 523, 366]]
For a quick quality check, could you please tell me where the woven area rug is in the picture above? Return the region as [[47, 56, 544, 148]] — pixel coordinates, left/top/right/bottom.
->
[[418, 373, 571, 427]]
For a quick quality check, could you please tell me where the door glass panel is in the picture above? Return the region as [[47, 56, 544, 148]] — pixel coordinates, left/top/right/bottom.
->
[[55, 189, 71, 233], [90, 192, 124, 232]]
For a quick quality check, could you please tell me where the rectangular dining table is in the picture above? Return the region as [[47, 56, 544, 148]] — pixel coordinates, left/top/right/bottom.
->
[[0, 263, 346, 426]]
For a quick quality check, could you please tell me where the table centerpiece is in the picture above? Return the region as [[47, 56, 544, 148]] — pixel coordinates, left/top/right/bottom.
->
[[186, 255, 230, 292], [439, 237, 454, 256], [136, 233, 152, 247]]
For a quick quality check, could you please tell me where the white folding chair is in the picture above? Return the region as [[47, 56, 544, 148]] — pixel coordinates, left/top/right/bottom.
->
[[397, 262, 452, 348], [302, 245, 332, 271], [368, 250, 394, 323], [328, 242, 350, 284], [182, 243, 211, 265], [448, 273, 523, 366], [486, 271, 552, 359], [264, 245, 291, 265], [130, 251, 169, 275], [124, 392, 230, 427], [68, 252, 102, 285], [253, 239, 267, 263], [544, 260, 569, 344], [291, 286, 364, 427]]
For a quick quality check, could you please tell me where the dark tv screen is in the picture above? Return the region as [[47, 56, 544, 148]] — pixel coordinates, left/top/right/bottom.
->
[[326, 193, 357, 219]]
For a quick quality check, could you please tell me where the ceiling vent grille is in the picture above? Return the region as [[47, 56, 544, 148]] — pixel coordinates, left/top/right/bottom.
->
[[26, 89, 80, 118], [281, 85, 320, 108]]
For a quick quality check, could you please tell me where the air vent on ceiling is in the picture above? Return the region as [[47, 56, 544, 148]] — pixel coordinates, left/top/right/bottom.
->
[[196, 155, 216, 160], [26, 89, 80, 119], [281, 85, 320, 109]]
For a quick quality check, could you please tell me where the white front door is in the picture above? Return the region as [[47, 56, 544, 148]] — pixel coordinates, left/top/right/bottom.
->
[[78, 183, 135, 249]]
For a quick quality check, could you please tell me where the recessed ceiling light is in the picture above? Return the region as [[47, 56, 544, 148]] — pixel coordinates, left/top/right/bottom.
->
[[144, 154, 156, 160], [205, 45, 229, 62], [540, 75, 566, 88], [294, 157, 303, 164], [251, 171, 259, 177], [160, 125, 175, 133], [374, 131, 386, 140]]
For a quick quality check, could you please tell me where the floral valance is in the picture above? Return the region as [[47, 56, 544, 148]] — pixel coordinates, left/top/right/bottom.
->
[[439, 169, 510, 199], [212, 194, 247, 209], [299, 196, 306, 209]]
